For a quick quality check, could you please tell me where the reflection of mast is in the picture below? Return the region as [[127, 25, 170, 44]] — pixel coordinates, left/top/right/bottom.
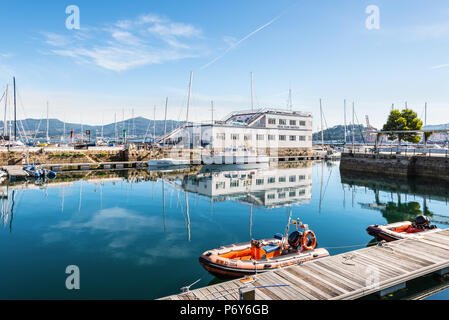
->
[[10, 190, 15, 233], [78, 182, 82, 212], [249, 204, 253, 239], [319, 161, 323, 213], [162, 180, 166, 232], [61, 186, 64, 213], [185, 190, 191, 242]]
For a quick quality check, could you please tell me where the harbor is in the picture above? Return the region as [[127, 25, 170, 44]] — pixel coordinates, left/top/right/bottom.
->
[[1, 160, 448, 300]]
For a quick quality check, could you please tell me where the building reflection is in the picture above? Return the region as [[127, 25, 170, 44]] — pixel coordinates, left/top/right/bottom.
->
[[181, 163, 313, 209]]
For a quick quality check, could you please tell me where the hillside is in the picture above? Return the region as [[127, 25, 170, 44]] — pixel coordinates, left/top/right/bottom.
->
[[313, 124, 374, 142], [0, 117, 185, 139]]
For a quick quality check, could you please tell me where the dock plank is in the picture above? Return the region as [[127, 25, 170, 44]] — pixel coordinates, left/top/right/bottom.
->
[[158, 229, 449, 300]]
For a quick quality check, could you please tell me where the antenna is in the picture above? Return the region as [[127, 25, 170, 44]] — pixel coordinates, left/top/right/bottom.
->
[[210, 100, 215, 124], [288, 87, 293, 111]]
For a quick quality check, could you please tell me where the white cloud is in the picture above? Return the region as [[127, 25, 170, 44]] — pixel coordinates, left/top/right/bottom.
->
[[42, 13, 204, 71]]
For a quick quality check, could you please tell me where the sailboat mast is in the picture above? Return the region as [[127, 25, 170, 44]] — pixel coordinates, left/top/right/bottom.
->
[[163, 97, 168, 146], [352, 101, 355, 152], [114, 112, 117, 142], [186, 71, 193, 127], [46, 101, 49, 143], [250, 72, 254, 111], [153, 105, 156, 144], [3, 84, 7, 137], [13, 77, 16, 141], [344, 99, 347, 145], [320, 99, 324, 149], [424, 102, 427, 127]]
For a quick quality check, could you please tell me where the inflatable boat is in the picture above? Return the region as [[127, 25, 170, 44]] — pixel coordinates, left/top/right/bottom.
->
[[199, 219, 330, 278], [367, 216, 440, 242]]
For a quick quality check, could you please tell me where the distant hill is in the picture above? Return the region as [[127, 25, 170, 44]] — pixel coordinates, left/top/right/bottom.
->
[[313, 124, 375, 143], [423, 124, 449, 131], [0, 117, 185, 140]]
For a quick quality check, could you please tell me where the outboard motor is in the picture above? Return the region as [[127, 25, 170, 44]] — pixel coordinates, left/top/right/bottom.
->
[[288, 231, 303, 249], [414, 215, 430, 228]]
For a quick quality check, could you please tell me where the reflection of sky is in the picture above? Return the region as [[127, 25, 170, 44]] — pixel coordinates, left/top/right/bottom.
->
[[0, 163, 448, 299]]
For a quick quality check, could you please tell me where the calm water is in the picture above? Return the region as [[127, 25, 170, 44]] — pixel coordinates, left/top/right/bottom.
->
[[0, 162, 448, 300]]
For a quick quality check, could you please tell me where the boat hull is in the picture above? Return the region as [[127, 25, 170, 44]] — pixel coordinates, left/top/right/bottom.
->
[[199, 240, 329, 279], [148, 159, 191, 167], [367, 221, 441, 242]]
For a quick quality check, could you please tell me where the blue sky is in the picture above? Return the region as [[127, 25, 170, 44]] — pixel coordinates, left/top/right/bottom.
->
[[1, 0, 449, 130]]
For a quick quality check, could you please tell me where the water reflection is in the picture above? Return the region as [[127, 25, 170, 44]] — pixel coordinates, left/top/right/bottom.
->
[[340, 170, 449, 226]]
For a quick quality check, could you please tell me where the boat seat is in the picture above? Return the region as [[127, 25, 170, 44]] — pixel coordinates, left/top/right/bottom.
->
[[262, 244, 280, 254]]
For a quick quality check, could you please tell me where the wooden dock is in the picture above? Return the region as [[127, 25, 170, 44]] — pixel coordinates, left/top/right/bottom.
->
[[159, 229, 449, 300], [2, 166, 28, 179]]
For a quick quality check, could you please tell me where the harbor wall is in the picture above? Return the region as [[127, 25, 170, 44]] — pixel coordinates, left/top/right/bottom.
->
[[0, 149, 157, 166], [340, 153, 449, 181]]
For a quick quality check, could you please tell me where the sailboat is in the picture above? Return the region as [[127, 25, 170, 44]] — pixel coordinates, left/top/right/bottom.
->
[[148, 72, 194, 168]]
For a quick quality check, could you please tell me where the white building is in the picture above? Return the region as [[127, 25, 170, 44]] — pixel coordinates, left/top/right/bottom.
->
[[163, 109, 313, 154]]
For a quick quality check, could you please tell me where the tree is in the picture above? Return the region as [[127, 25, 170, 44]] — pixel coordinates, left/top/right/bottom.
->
[[382, 108, 423, 144]]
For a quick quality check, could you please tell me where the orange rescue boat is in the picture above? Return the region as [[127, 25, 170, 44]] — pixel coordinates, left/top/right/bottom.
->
[[199, 219, 329, 279]]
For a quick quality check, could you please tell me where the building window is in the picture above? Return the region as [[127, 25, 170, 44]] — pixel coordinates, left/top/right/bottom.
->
[[279, 119, 287, 125], [268, 118, 276, 125], [279, 176, 286, 183], [268, 135, 276, 141], [216, 133, 225, 140], [289, 176, 296, 183], [290, 136, 296, 141], [268, 177, 276, 184], [298, 136, 306, 141], [279, 135, 286, 141], [256, 134, 264, 141], [267, 194, 275, 200], [231, 134, 239, 140], [289, 191, 296, 197], [216, 182, 225, 189], [244, 134, 252, 141], [230, 180, 239, 188], [300, 121, 306, 126], [278, 192, 286, 199], [298, 175, 305, 180], [290, 120, 297, 126], [256, 179, 264, 185]]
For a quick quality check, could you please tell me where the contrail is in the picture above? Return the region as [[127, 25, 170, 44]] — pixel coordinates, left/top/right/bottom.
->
[[200, 13, 284, 70], [431, 63, 449, 70]]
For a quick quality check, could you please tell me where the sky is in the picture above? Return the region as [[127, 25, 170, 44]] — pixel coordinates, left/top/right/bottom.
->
[[1, 0, 449, 131]]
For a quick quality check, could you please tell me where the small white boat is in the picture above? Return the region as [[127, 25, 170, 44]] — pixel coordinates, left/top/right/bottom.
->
[[148, 158, 191, 167], [202, 147, 269, 165]]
